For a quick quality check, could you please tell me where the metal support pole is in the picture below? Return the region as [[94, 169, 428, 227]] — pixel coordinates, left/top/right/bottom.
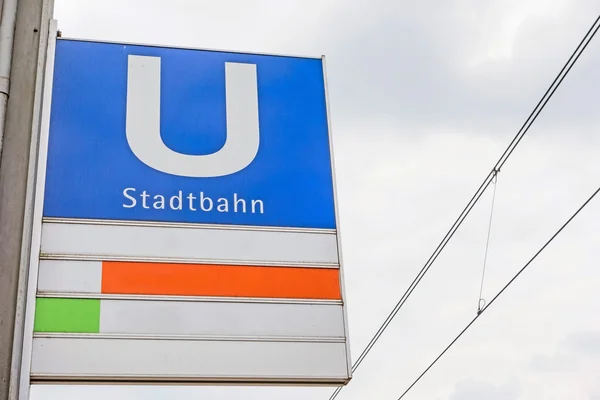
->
[[0, 0, 53, 399], [0, 0, 19, 158]]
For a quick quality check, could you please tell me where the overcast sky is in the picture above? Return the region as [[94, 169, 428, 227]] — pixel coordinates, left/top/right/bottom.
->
[[31, 0, 600, 399]]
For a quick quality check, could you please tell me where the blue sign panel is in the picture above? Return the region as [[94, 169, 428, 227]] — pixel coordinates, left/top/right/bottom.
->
[[43, 39, 336, 229]]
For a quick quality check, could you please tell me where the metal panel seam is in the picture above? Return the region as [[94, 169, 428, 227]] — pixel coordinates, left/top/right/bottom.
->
[[35, 292, 344, 305], [32, 333, 346, 343], [38, 254, 340, 268], [42, 217, 337, 234]]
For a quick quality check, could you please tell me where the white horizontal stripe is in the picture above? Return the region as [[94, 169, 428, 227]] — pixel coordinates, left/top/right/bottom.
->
[[42, 217, 337, 234], [34, 333, 344, 342], [31, 337, 350, 383], [39, 253, 338, 268], [37, 260, 101, 293], [41, 222, 339, 264], [98, 299, 344, 337], [38, 292, 343, 305]]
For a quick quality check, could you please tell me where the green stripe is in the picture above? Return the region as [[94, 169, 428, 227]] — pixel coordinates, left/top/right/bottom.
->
[[34, 298, 100, 333]]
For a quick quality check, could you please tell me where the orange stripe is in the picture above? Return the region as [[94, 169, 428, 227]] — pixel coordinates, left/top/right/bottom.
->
[[101, 262, 341, 300]]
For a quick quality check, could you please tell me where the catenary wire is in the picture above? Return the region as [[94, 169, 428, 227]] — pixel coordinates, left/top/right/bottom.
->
[[328, 13, 600, 400], [397, 183, 600, 399], [477, 171, 498, 314]]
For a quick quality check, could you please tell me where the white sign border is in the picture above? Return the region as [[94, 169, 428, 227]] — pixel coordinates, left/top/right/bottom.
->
[[19, 21, 353, 393]]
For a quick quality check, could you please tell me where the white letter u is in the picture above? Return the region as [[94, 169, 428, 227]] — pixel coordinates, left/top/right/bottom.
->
[[125, 55, 260, 178]]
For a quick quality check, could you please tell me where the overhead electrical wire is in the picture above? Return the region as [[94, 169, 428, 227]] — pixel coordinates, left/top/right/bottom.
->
[[328, 12, 600, 400], [396, 183, 600, 399], [477, 171, 498, 314]]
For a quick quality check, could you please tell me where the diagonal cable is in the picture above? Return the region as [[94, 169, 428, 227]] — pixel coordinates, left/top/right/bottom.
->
[[329, 12, 600, 400], [397, 183, 600, 399]]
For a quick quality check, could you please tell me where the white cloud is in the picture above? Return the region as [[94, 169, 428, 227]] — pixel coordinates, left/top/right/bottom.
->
[[565, 331, 600, 358], [53, 0, 336, 55], [529, 353, 580, 373], [449, 377, 522, 400]]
